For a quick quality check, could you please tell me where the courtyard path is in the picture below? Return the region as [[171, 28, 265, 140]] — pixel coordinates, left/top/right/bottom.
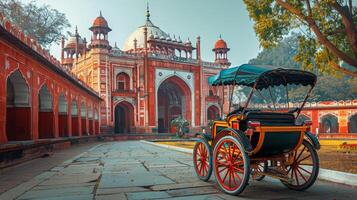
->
[[1, 141, 356, 200]]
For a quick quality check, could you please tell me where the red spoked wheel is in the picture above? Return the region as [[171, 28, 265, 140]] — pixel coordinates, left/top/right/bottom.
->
[[213, 136, 250, 195], [193, 139, 213, 181], [281, 140, 319, 191], [251, 161, 268, 181]]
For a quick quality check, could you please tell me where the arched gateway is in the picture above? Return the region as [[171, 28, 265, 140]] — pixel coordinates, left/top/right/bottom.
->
[[6, 70, 31, 141], [114, 101, 134, 133], [157, 76, 192, 133]]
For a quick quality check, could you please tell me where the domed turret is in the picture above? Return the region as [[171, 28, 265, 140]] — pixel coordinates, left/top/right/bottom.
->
[[213, 35, 230, 66], [90, 11, 111, 31], [89, 11, 112, 50]]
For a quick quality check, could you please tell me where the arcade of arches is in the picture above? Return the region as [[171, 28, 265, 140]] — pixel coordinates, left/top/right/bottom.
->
[[0, 19, 102, 144]]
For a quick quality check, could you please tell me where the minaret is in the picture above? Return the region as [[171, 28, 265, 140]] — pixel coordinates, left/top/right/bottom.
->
[[212, 34, 230, 67], [89, 11, 112, 50]]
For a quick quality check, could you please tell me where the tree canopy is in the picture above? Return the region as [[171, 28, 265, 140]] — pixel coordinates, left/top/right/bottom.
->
[[248, 35, 357, 101], [0, 0, 70, 48], [243, 0, 357, 77]]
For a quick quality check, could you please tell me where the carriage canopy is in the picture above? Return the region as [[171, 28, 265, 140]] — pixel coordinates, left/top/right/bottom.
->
[[208, 64, 316, 90]]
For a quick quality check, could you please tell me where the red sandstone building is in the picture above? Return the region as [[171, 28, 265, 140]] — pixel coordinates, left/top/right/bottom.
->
[[63, 9, 231, 134], [1, 7, 357, 145]]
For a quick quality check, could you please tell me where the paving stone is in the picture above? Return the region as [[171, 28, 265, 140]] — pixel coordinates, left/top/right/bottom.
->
[[97, 187, 149, 195], [150, 181, 212, 191], [17, 186, 94, 199], [18, 194, 93, 200], [99, 172, 174, 188], [167, 186, 219, 197], [126, 191, 171, 200], [166, 194, 224, 200], [39, 173, 99, 186], [96, 193, 127, 200]]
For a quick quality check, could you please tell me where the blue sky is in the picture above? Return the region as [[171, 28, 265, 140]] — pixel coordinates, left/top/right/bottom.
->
[[25, 0, 261, 66]]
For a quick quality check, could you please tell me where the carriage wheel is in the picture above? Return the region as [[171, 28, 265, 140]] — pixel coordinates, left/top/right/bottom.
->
[[281, 140, 319, 191], [213, 136, 250, 195], [193, 139, 213, 181], [251, 161, 268, 181]]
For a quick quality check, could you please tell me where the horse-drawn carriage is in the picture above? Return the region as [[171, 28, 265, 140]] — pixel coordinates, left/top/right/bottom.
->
[[193, 64, 320, 195]]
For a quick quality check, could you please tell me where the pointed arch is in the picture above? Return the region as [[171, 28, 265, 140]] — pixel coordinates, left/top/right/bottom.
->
[[6, 70, 31, 141], [71, 99, 79, 136], [81, 102, 87, 135], [207, 105, 220, 121], [319, 114, 339, 133], [156, 75, 192, 133], [88, 104, 93, 135], [348, 113, 357, 133], [38, 84, 54, 138], [58, 93, 68, 137], [114, 101, 134, 133], [116, 72, 130, 91]]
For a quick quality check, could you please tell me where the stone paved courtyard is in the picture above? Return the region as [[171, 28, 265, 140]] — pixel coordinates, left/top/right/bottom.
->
[[1, 141, 357, 200]]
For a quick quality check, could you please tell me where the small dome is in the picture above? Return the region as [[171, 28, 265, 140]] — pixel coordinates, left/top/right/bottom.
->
[[65, 35, 84, 49], [149, 31, 154, 39], [166, 34, 171, 41], [90, 11, 111, 31], [154, 32, 159, 39], [172, 35, 177, 42], [93, 16, 108, 27], [184, 38, 191, 46], [214, 38, 228, 49]]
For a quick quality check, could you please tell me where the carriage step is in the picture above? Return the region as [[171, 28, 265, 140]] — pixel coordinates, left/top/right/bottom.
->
[[258, 169, 294, 184]]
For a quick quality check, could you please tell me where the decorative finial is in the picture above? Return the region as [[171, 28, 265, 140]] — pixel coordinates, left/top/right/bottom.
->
[[114, 42, 117, 48], [100, 10, 102, 17], [219, 34, 222, 39], [75, 26, 78, 36], [146, 0, 150, 20]]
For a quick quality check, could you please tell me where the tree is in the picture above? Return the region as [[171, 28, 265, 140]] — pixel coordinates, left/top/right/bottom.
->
[[0, 0, 70, 48], [243, 0, 357, 77], [249, 34, 357, 101]]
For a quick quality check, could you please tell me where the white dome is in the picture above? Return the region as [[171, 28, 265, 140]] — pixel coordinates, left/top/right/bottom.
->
[[123, 20, 168, 51]]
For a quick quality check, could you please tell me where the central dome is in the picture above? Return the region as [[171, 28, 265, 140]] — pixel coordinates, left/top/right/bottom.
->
[[123, 19, 168, 51]]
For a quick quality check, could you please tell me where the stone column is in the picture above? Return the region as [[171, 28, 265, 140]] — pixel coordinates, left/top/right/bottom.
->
[[0, 54, 7, 144]]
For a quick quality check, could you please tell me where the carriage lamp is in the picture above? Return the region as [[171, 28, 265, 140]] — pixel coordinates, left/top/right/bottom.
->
[[232, 121, 239, 129], [247, 121, 261, 128]]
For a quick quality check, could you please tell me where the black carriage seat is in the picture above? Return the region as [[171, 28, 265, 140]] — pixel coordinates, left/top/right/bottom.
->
[[245, 111, 295, 126], [239, 111, 295, 132]]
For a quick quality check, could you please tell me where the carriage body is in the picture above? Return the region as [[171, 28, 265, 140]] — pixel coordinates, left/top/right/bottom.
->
[[193, 64, 320, 195]]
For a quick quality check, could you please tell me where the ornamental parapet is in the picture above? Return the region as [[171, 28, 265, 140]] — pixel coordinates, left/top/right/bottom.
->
[[202, 61, 221, 69], [0, 13, 98, 96], [110, 49, 143, 58], [148, 53, 199, 64]]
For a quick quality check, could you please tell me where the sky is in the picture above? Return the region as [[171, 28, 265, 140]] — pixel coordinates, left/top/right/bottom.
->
[[24, 0, 261, 66]]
